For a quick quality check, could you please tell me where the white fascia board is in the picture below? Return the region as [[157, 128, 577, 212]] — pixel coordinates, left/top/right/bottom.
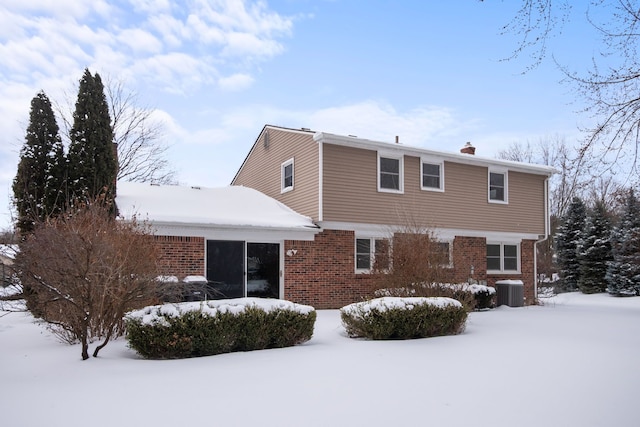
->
[[319, 221, 541, 241], [145, 222, 320, 242], [313, 132, 557, 177]]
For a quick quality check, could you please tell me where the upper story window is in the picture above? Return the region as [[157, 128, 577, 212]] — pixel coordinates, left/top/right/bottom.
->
[[378, 152, 403, 193], [281, 158, 294, 193], [486, 243, 519, 273], [421, 158, 444, 192], [489, 169, 508, 203]]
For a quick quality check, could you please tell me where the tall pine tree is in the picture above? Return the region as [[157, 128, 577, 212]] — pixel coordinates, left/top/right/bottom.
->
[[12, 91, 66, 233], [555, 197, 587, 291], [578, 201, 613, 294], [606, 189, 640, 296], [67, 69, 118, 203]]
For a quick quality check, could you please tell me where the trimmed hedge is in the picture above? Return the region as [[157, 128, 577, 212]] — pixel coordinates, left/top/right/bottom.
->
[[341, 297, 467, 340], [462, 284, 495, 310], [375, 282, 496, 310], [124, 298, 316, 359]]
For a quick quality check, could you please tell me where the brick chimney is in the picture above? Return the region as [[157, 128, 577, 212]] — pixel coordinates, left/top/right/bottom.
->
[[460, 142, 475, 155]]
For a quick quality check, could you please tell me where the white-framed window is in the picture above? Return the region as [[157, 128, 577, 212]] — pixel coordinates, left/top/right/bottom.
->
[[486, 242, 519, 273], [434, 241, 453, 267], [421, 157, 444, 192], [488, 169, 508, 203], [378, 152, 403, 193], [281, 158, 294, 193], [355, 237, 390, 273]]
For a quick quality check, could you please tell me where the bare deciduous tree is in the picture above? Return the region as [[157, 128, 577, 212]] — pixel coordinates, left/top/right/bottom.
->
[[14, 200, 168, 360], [496, 0, 640, 180], [497, 135, 585, 217], [106, 78, 176, 184], [56, 76, 176, 185]]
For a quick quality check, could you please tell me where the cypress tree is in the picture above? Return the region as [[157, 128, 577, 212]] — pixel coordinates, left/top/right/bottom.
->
[[67, 69, 118, 203], [578, 201, 613, 294], [12, 91, 66, 233], [555, 197, 587, 291], [606, 189, 640, 296]]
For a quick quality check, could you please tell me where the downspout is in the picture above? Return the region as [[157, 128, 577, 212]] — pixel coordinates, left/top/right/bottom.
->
[[318, 139, 323, 222], [534, 177, 550, 303]]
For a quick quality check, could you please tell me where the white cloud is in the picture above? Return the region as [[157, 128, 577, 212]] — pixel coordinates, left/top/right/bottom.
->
[[222, 31, 285, 58], [218, 73, 255, 91], [2, 0, 109, 20], [117, 28, 163, 54], [303, 101, 465, 147], [130, 52, 217, 94], [128, 0, 173, 15], [147, 13, 189, 48], [1, 0, 294, 95]]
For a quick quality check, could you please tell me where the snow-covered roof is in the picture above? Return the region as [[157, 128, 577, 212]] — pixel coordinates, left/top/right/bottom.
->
[[115, 182, 319, 234]]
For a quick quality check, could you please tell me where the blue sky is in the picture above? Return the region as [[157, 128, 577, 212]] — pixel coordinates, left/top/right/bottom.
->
[[0, 1, 609, 229]]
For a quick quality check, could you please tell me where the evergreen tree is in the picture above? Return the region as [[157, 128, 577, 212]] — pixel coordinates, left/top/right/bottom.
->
[[67, 69, 118, 202], [12, 91, 66, 233], [606, 189, 640, 296], [555, 197, 586, 291], [578, 201, 613, 294]]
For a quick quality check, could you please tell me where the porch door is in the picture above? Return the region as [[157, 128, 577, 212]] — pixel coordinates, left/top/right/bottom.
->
[[206, 240, 280, 299], [247, 243, 280, 299], [206, 240, 244, 299]]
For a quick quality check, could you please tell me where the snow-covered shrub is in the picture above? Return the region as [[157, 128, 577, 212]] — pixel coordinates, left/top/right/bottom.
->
[[374, 282, 495, 310], [340, 297, 467, 340], [462, 283, 495, 309], [125, 298, 316, 359]]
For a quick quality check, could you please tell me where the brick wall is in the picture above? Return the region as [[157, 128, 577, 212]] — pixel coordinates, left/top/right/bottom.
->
[[284, 229, 375, 309], [448, 236, 536, 305], [152, 232, 537, 307], [154, 235, 205, 279], [451, 236, 488, 283]]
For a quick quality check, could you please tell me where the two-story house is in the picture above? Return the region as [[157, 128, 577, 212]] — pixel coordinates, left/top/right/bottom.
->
[[231, 125, 555, 308]]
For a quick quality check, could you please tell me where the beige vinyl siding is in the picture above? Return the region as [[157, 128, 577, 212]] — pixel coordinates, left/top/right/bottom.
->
[[322, 144, 546, 234], [233, 128, 320, 219]]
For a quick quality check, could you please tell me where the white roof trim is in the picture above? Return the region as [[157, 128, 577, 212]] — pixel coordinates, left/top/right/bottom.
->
[[313, 132, 556, 176], [319, 221, 541, 241]]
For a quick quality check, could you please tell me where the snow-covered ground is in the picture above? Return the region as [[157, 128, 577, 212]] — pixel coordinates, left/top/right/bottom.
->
[[1, 292, 639, 427]]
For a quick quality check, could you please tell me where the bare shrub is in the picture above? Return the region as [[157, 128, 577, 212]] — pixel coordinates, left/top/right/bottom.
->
[[14, 200, 169, 360], [369, 224, 473, 303], [372, 226, 451, 287]]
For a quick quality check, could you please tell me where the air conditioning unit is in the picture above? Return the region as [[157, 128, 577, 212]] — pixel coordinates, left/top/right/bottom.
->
[[495, 280, 524, 307]]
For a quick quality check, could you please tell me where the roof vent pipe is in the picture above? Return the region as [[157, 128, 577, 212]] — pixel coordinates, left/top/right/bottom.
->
[[461, 142, 476, 155], [395, 135, 399, 144]]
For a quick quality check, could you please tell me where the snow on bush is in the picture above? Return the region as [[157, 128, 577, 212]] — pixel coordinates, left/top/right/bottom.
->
[[374, 282, 495, 310], [125, 298, 316, 359], [340, 296, 467, 340]]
